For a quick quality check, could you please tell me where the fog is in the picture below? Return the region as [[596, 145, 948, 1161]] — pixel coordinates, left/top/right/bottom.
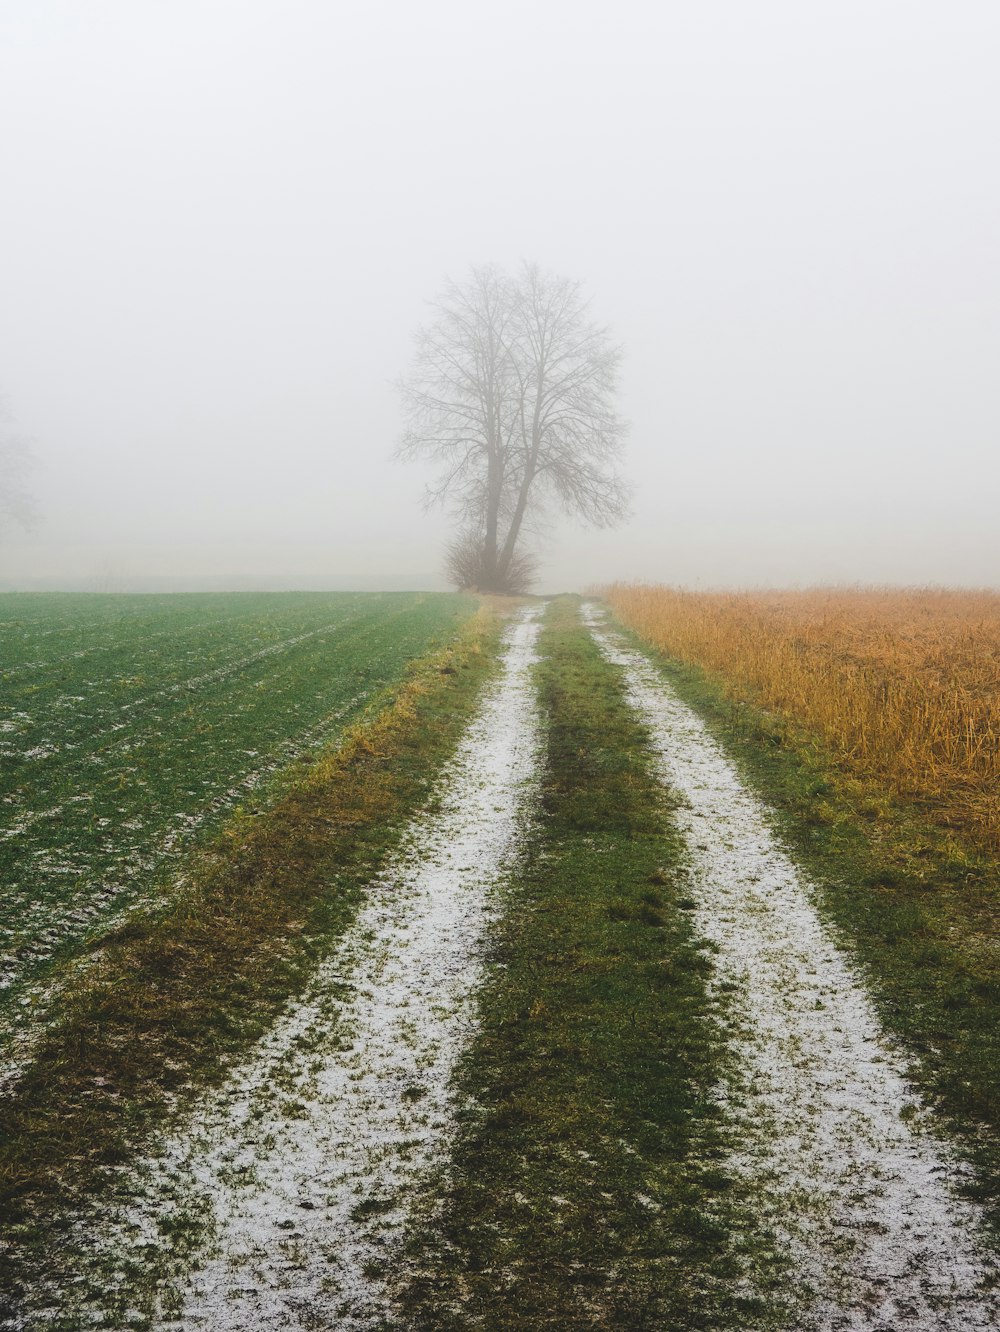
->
[[1, 1, 998, 592]]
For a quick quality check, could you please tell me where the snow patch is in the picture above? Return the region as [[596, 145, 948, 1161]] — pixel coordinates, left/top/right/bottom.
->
[[583, 602, 1000, 1331], [20, 744, 58, 761], [38, 606, 544, 1330]]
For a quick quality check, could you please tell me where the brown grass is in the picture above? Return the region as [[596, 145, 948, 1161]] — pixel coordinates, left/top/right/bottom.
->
[[602, 584, 1000, 852]]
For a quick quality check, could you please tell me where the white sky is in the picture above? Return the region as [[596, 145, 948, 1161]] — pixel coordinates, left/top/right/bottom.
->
[[1, 1, 998, 591]]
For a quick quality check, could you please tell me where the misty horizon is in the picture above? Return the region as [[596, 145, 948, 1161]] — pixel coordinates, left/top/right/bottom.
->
[[2, 2, 998, 593]]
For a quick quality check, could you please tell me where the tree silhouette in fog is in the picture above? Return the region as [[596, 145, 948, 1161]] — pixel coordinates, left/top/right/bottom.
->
[[398, 264, 628, 592]]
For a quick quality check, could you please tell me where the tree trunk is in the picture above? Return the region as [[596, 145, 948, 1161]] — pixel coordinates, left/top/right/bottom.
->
[[482, 451, 500, 586], [496, 362, 545, 584]]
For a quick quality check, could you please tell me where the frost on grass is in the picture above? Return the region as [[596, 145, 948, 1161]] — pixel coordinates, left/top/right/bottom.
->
[[0, 692, 372, 1100], [583, 602, 1000, 1332], [2, 593, 471, 1087], [0, 619, 365, 999], [1, 592, 470, 1025], [36, 606, 543, 1332]]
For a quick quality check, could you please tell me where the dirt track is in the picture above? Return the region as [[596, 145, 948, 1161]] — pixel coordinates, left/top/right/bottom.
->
[[13, 601, 1000, 1330], [584, 601, 1000, 1330], [29, 608, 543, 1331]]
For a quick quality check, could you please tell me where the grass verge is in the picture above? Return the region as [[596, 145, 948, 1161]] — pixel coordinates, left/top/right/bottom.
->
[[0, 600, 511, 1310], [606, 610, 1000, 1234], [397, 596, 790, 1331]]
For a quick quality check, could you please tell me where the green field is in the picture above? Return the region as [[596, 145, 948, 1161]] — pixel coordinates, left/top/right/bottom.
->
[[4, 594, 1000, 1329], [0, 591, 473, 1029]]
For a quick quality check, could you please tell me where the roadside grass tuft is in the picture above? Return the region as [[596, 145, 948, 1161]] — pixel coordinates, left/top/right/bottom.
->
[[0, 602, 508, 1311], [398, 596, 791, 1331]]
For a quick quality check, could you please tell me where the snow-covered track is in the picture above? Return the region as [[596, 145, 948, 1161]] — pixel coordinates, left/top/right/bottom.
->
[[39, 605, 543, 1332], [583, 602, 1000, 1332]]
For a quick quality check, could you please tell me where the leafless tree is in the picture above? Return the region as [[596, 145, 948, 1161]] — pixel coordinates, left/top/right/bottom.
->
[[398, 263, 628, 592], [0, 396, 38, 537]]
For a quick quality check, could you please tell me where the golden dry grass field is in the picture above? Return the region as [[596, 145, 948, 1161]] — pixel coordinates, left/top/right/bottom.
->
[[603, 584, 1000, 853]]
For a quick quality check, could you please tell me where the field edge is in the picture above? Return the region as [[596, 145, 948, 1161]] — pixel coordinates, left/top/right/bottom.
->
[[0, 597, 516, 1312]]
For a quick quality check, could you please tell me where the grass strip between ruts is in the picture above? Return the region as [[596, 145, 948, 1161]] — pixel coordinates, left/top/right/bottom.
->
[[608, 611, 1000, 1241], [0, 600, 511, 1309], [397, 596, 790, 1331]]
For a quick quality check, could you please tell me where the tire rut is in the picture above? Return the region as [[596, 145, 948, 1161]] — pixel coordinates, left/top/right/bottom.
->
[[22, 606, 544, 1332], [583, 601, 1000, 1331]]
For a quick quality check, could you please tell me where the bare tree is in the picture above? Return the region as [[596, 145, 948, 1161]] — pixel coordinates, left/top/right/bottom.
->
[[398, 263, 628, 592], [0, 396, 38, 537]]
